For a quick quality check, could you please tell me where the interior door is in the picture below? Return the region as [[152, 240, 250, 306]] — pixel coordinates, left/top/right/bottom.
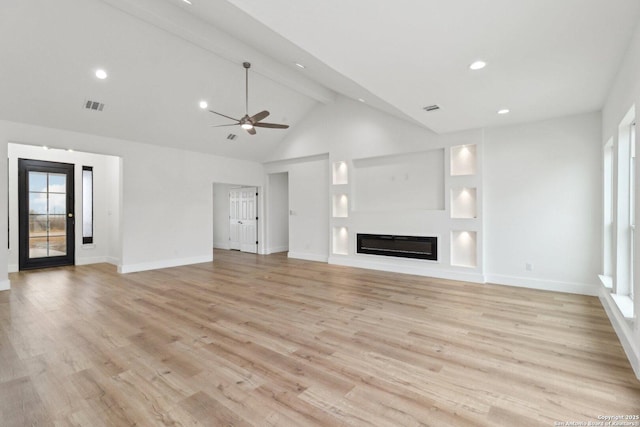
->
[[18, 159, 75, 270], [229, 187, 257, 253], [229, 189, 241, 250]]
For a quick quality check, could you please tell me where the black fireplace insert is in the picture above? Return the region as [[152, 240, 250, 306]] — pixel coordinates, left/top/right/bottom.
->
[[356, 234, 437, 261]]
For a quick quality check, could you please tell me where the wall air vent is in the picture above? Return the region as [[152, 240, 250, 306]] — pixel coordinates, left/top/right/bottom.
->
[[227, 134, 237, 141], [423, 105, 440, 112], [83, 99, 104, 111]]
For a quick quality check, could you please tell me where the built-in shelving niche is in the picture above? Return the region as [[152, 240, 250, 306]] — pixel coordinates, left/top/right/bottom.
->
[[331, 160, 349, 254], [450, 187, 477, 219], [451, 230, 477, 268], [332, 194, 349, 218], [450, 144, 477, 176], [332, 226, 349, 255], [332, 161, 348, 185]]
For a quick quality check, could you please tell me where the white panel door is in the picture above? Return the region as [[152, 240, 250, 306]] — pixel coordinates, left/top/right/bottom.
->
[[239, 187, 258, 253], [229, 187, 257, 253], [229, 189, 241, 250]]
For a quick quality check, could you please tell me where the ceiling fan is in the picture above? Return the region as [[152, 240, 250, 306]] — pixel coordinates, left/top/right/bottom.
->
[[209, 62, 289, 135]]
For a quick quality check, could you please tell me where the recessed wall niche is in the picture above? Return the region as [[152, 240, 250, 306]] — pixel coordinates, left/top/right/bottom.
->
[[332, 226, 349, 255], [450, 187, 477, 219], [450, 144, 477, 176], [352, 149, 444, 212], [332, 161, 348, 185], [332, 194, 349, 218], [451, 230, 477, 268]]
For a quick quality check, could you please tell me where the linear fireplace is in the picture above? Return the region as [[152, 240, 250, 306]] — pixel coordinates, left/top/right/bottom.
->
[[356, 234, 437, 261]]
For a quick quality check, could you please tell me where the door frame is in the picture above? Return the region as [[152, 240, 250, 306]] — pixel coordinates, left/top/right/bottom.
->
[[18, 158, 75, 270]]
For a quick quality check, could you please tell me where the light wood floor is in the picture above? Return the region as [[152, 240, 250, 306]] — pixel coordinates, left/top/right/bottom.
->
[[1, 250, 639, 426]]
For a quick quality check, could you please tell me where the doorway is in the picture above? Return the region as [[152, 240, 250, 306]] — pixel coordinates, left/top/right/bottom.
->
[[18, 159, 75, 270], [229, 187, 258, 253]]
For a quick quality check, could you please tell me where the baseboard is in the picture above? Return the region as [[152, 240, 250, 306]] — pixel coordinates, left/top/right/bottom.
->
[[106, 256, 120, 265], [76, 256, 110, 266], [213, 241, 230, 250], [484, 274, 598, 296], [8, 264, 18, 273], [118, 255, 213, 274], [328, 256, 485, 283], [598, 286, 640, 380], [287, 252, 329, 263], [267, 246, 288, 254], [0, 279, 10, 291]]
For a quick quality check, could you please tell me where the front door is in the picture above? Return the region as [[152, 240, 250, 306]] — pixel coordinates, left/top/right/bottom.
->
[[229, 187, 257, 253], [18, 159, 75, 270]]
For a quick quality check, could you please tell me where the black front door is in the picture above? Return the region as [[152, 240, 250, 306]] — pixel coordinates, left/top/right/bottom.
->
[[18, 159, 75, 270]]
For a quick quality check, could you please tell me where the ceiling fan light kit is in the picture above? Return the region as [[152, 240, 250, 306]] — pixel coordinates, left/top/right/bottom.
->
[[208, 62, 289, 135]]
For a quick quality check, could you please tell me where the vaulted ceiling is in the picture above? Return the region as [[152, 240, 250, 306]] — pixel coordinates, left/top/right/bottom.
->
[[1, 0, 639, 161]]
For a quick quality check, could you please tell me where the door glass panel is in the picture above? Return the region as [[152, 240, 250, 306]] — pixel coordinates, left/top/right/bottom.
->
[[28, 172, 47, 192], [27, 171, 67, 258], [29, 193, 47, 214], [29, 237, 49, 258], [48, 173, 66, 193], [48, 194, 66, 214]]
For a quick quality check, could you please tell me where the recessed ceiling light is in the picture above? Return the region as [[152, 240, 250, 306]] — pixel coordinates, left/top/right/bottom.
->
[[42, 146, 49, 150], [358, 98, 366, 103], [67, 148, 74, 152], [199, 100, 208, 109], [469, 60, 486, 70], [182, 0, 192, 4], [95, 69, 108, 79], [497, 109, 510, 115], [295, 63, 306, 69]]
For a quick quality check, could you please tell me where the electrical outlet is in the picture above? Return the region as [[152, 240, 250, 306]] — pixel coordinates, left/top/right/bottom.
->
[[525, 262, 533, 272]]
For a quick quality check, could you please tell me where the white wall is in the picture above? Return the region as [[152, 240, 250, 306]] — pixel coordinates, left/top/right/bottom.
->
[[212, 183, 234, 250], [265, 155, 329, 262], [0, 138, 8, 290], [288, 159, 329, 261], [0, 120, 264, 279], [267, 96, 484, 281], [267, 172, 289, 253], [7, 143, 120, 271], [106, 155, 122, 264], [600, 20, 640, 379], [483, 112, 602, 295]]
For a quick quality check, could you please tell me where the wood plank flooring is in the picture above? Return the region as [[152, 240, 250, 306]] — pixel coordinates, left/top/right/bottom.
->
[[1, 249, 638, 426]]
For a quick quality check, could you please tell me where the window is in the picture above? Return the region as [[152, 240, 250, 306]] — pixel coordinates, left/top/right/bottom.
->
[[82, 166, 93, 244], [608, 107, 636, 319], [603, 139, 614, 277]]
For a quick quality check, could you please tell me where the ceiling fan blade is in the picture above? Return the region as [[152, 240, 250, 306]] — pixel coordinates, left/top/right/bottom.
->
[[208, 110, 240, 122], [209, 123, 239, 127], [246, 126, 257, 135], [253, 122, 289, 129], [250, 110, 270, 123]]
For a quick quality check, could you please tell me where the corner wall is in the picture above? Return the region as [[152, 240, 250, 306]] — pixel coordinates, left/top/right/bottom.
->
[[267, 96, 602, 294], [0, 135, 8, 290], [600, 20, 640, 379], [0, 120, 264, 277], [7, 143, 121, 271]]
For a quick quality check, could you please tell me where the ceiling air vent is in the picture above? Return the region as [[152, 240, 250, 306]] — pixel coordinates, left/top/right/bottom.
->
[[423, 105, 440, 112], [83, 99, 104, 112], [227, 133, 237, 141]]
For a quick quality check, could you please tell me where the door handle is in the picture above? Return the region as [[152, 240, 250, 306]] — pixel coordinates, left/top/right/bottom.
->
[[238, 220, 243, 224]]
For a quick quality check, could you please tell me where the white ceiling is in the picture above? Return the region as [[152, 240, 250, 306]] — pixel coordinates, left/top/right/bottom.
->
[[1, 0, 639, 161]]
